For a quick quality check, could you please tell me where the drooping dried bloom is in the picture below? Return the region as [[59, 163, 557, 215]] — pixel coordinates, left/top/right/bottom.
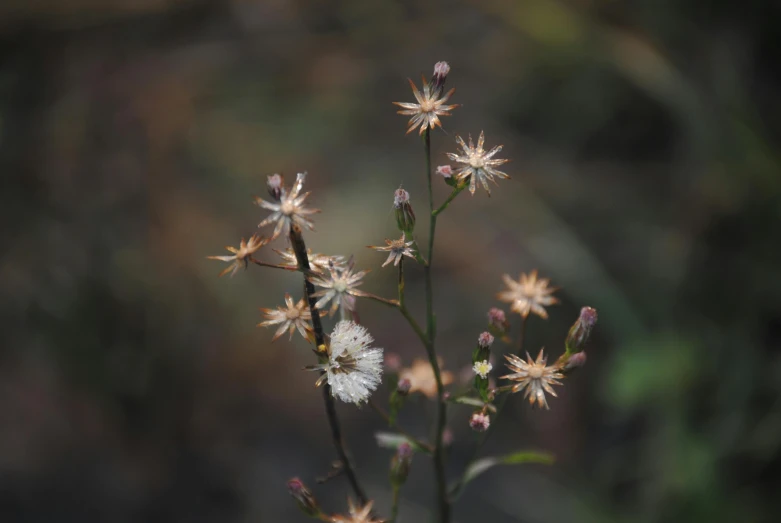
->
[[331, 498, 384, 523], [255, 172, 319, 240], [258, 293, 314, 342], [497, 270, 558, 319], [447, 131, 510, 196], [502, 349, 564, 409], [469, 411, 490, 432], [477, 332, 495, 349], [273, 247, 346, 275], [368, 233, 416, 267], [399, 358, 454, 399], [207, 234, 267, 278], [310, 258, 369, 317], [565, 306, 598, 354], [312, 321, 383, 404], [287, 477, 321, 517], [472, 360, 493, 379], [393, 188, 416, 233], [393, 77, 458, 135]]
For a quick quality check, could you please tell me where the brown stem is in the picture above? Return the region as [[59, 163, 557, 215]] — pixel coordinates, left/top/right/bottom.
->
[[249, 257, 300, 271], [289, 224, 369, 505]]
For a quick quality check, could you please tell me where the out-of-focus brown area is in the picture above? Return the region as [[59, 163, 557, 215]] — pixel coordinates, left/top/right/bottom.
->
[[2, 0, 780, 521]]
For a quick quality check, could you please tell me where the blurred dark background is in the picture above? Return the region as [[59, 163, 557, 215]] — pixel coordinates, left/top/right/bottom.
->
[[2, 0, 780, 521]]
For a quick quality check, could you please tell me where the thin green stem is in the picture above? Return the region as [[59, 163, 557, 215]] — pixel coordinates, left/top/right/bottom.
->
[[359, 292, 400, 308], [391, 486, 401, 522], [421, 128, 450, 523], [432, 184, 466, 217], [289, 225, 369, 506], [449, 315, 529, 501]]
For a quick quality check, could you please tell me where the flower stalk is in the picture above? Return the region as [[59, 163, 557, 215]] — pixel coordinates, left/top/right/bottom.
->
[[289, 223, 369, 505]]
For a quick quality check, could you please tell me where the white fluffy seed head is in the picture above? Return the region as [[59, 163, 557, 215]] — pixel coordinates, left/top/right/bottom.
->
[[327, 321, 384, 404]]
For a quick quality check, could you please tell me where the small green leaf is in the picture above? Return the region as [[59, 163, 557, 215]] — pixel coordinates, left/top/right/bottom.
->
[[461, 451, 554, 486], [375, 432, 431, 454]]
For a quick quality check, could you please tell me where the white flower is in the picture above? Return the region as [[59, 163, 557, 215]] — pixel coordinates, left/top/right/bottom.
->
[[501, 348, 564, 410], [312, 321, 383, 404], [472, 360, 492, 379], [255, 172, 320, 240]]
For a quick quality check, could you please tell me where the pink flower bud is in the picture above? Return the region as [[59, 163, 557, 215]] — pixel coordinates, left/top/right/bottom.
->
[[287, 477, 320, 517], [565, 306, 598, 354], [397, 378, 411, 395], [478, 332, 494, 349], [436, 165, 453, 179], [267, 173, 283, 201], [562, 351, 587, 371], [469, 411, 490, 432], [431, 61, 451, 95]]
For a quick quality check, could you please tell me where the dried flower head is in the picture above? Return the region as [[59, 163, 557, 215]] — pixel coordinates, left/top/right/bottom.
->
[[502, 349, 564, 409], [497, 270, 558, 319], [399, 358, 454, 398], [447, 131, 510, 196], [207, 234, 267, 278], [331, 498, 384, 523], [393, 77, 458, 135], [311, 258, 369, 317], [258, 293, 314, 342], [469, 411, 490, 432], [273, 247, 346, 275], [368, 233, 416, 267], [311, 321, 383, 404], [472, 360, 493, 379], [255, 172, 320, 240]]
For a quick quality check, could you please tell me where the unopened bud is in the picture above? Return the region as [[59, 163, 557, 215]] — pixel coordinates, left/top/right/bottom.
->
[[436, 165, 453, 179], [565, 306, 598, 354], [469, 411, 490, 432], [478, 332, 494, 349], [287, 477, 321, 517], [487, 307, 508, 334], [431, 61, 450, 96], [393, 188, 416, 233], [390, 442, 413, 486], [562, 351, 587, 372], [267, 174, 283, 201], [397, 378, 411, 396]]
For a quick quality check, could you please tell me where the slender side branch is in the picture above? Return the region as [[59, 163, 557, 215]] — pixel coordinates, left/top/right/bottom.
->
[[249, 257, 302, 271], [289, 224, 369, 505], [432, 184, 466, 217]]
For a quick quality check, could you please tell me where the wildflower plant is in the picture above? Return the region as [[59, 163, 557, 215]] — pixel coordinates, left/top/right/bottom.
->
[[208, 62, 598, 522]]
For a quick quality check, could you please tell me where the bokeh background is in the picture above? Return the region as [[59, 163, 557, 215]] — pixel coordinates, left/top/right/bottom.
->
[[2, 0, 780, 521]]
